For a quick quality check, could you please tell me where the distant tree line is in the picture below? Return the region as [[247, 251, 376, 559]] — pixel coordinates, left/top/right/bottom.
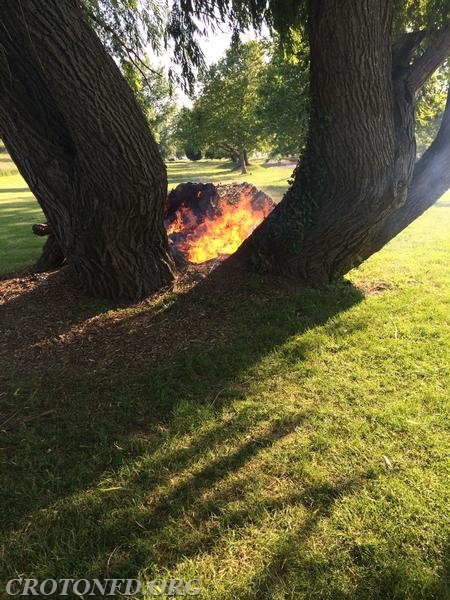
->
[[172, 38, 310, 172], [148, 39, 447, 172]]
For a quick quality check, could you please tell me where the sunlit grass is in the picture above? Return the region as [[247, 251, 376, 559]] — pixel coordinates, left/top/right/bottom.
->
[[0, 150, 18, 177], [167, 158, 293, 201], [0, 179, 45, 274]]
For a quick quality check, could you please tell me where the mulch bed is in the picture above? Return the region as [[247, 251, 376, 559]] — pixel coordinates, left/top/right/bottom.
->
[[0, 261, 262, 380]]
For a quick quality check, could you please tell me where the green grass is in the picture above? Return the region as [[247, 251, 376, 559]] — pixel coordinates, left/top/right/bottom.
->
[[0, 175, 45, 274], [166, 158, 293, 201], [1, 158, 450, 599], [0, 159, 293, 276], [0, 150, 17, 177]]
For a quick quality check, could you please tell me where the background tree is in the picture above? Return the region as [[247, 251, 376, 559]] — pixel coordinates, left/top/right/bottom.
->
[[257, 35, 310, 157], [415, 63, 449, 154], [177, 41, 266, 173], [128, 62, 180, 160]]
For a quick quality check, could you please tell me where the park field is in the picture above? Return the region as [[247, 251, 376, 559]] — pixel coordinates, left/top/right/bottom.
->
[[1, 159, 450, 599], [0, 151, 17, 178]]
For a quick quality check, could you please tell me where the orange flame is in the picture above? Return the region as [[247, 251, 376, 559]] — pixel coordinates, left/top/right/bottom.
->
[[167, 189, 273, 263]]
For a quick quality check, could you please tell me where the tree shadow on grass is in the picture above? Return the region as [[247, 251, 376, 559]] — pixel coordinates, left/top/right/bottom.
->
[[0, 187, 30, 195], [0, 265, 366, 592], [167, 169, 241, 186]]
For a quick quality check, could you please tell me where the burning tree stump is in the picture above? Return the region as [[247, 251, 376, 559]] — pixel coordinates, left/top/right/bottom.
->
[[165, 182, 275, 265]]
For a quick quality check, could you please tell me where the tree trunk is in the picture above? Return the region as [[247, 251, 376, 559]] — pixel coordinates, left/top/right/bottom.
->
[[367, 88, 450, 253], [240, 150, 248, 174], [235, 0, 450, 283], [0, 0, 175, 300], [32, 224, 66, 272]]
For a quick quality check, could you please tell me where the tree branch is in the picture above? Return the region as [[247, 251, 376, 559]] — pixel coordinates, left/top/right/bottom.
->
[[0, 38, 13, 91], [408, 84, 450, 203], [392, 30, 426, 71], [218, 143, 238, 154], [79, 0, 161, 87], [407, 24, 450, 93], [371, 86, 450, 249], [32, 223, 51, 236], [362, 84, 450, 263]]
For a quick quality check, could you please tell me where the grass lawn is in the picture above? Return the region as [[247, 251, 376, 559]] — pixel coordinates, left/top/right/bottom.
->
[[166, 158, 293, 201], [0, 152, 17, 178], [0, 156, 449, 599], [0, 175, 46, 275], [0, 159, 293, 276]]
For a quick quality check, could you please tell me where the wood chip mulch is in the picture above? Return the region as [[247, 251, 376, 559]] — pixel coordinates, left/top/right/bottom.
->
[[0, 261, 261, 382]]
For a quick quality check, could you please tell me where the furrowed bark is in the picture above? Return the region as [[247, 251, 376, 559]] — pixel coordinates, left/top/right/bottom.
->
[[34, 236, 66, 272], [235, 0, 450, 283], [368, 87, 450, 250], [236, 0, 401, 281], [31, 224, 65, 271], [392, 31, 426, 69], [0, 0, 175, 300]]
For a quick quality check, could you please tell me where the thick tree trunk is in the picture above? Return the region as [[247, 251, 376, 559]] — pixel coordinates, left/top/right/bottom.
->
[[367, 89, 450, 252], [0, 0, 175, 300], [235, 0, 450, 283], [32, 224, 66, 272], [34, 235, 66, 272], [240, 150, 248, 174]]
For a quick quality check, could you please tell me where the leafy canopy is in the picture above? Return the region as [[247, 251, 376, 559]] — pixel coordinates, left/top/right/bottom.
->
[[175, 41, 266, 155], [83, 0, 450, 89], [257, 34, 309, 156], [83, 0, 448, 160], [122, 61, 180, 158], [174, 38, 312, 159]]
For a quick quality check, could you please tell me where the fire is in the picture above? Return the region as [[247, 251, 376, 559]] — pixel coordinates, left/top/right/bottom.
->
[[165, 183, 275, 264]]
